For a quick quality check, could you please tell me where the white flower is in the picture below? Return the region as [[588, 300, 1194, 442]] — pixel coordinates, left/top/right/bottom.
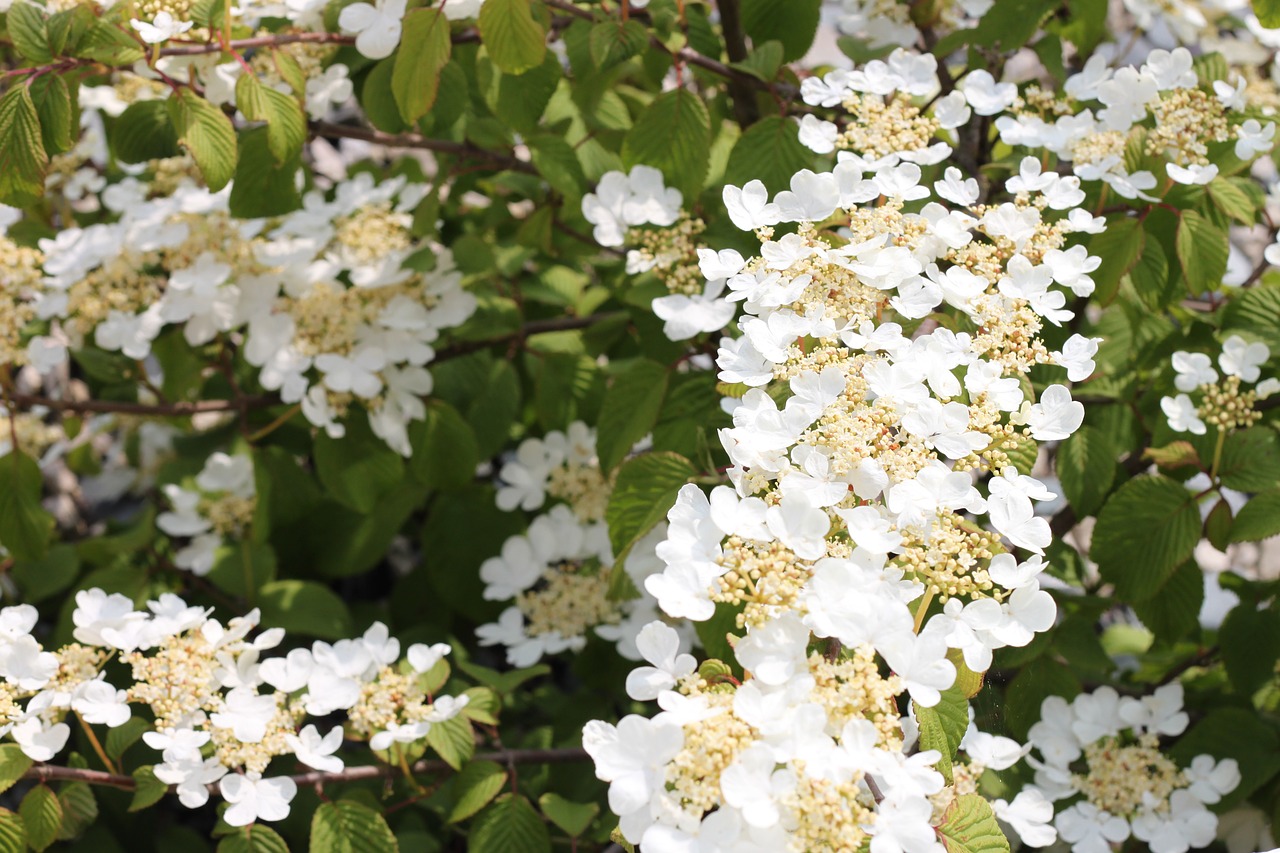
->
[[304, 64, 354, 119], [1056, 802, 1131, 852], [1236, 120, 1276, 160], [338, 0, 407, 59], [129, 11, 194, 44], [993, 789, 1057, 847], [369, 720, 431, 751], [723, 180, 781, 231], [316, 346, 386, 398], [71, 678, 132, 728], [154, 754, 227, 808], [11, 718, 69, 762], [582, 715, 683, 842], [220, 773, 298, 826], [1172, 351, 1218, 392], [1184, 754, 1241, 805], [1219, 335, 1269, 382], [1025, 385, 1084, 441], [407, 642, 451, 673], [960, 70, 1017, 116], [1167, 162, 1218, 186], [1162, 394, 1206, 434], [625, 622, 695, 700], [733, 613, 811, 687], [1051, 334, 1101, 382], [285, 725, 344, 773]]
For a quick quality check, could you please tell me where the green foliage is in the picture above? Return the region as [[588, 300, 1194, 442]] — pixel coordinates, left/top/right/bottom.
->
[[478, 0, 547, 74], [914, 686, 969, 784], [623, 89, 712, 200], [110, 100, 181, 163], [1055, 426, 1114, 517], [0, 451, 54, 562], [739, 0, 821, 61], [596, 359, 669, 472], [1091, 475, 1202, 602], [447, 761, 507, 823], [469, 795, 551, 853], [1175, 210, 1229, 295], [724, 116, 812, 194], [0, 746, 33, 796], [218, 825, 291, 853], [310, 800, 399, 853], [235, 74, 307, 164], [19, 785, 62, 853], [0, 85, 47, 207], [393, 8, 452, 124], [935, 795, 1011, 853], [605, 451, 695, 560], [166, 90, 238, 191]]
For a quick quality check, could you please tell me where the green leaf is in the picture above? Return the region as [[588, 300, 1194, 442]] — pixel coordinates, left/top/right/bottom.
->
[[0, 809, 27, 853], [1170, 707, 1280, 808], [310, 799, 399, 853], [167, 91, 237, 191], [1220, 606, 1280, 695], [12, 543, 78, 604], [0, 84, 48, 207], [77, 20, 145, 64], [538, 793, 598, 838], [596, 359, 669, 472], [478, 0, 547, 75], [605, 451, 695, 560], [426, 714, 474, 770], [314, 418, 406, 513], [54, 783, 96, 841], [392, 7, 452, 124], [0, 451, 53, 561], [588, 19, 648, 68], [1204, 497, 1233, 551], [1207, 177, 1258, 224], [19, 785, 62, 853], [408, 400, 479, 490], [460, 686, 500, 725], [480, 53, 560, 134], [46, 5, 95, 57], [1129, 559, 1202, 643], [470, 795, 551, 853], [8, 3, 53, 63], [217, 824, 290, 853], [1218, 426, 1280, 492], [129, 767, 168, 812], [739, 0, 821, 61], [913, 688, 969, 785], [622, 88, 711, 200], [447, 761, 507, 824], [234, 73, 306, 164], [528, 134, 587, 198], [1255, 0, 1280, 30], [1222, 281, 1280, 353], [1131, 232, 1175, 310], [1230, 489, 1280, 542], [1091, 475, 1202, 602], [1176, 209, 1229, 294], [257, 580, 353, 639], [361, 57, 408, 133], [229, 125, 302, 218], [110, 100, 180, 163], [935, 0, 1060, 52], [936, 794, 1011, 853], [729, 40, 784, 82], [1055, 426, 1114, 518], [105, 717, 149, 762], [0, 746, 33, 796], [724, 115, 812, 195], [1088, 216, 1143, 304]]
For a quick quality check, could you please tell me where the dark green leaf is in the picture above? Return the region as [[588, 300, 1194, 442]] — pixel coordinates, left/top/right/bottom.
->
[[622, 89, 711, 200], [1230, 489, 1280, 542], [314, 418, 405, 513], [470, 795, 551, 853], [538, 793, 598, 838], [724, 115, 812, 194], [110, 100, 180, 163], [0, 746, 33, 796], [229, 125, 302, 218], [1129, 559, 1203, 643], [1176, 209, 1229, 294], [1091, 475, 1201, 602], [588, 19, 648, 69], [310, 799, 399, 853], [596, 359, 669, 472], [739, 0, 821, 61], [257, 580, 353, 639], [217, 824, 290, 853], [1088, 216, 1143, 304], [0, 451, 53, 561]]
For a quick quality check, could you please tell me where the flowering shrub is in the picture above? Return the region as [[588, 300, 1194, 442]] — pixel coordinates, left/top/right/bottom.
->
[[1, 0, 1280, 851]]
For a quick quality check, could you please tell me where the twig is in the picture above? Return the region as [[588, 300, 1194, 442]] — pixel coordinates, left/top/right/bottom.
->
[[20, 747, 590, 793], [309, 121, 536, 174]]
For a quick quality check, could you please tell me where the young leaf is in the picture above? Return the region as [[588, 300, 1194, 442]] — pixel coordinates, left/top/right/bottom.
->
[[935, 794, 1011, 853], [234, 74, 306, 164], [216, 824, 290, 853], [478, 0, 547, 75], [0, 85, 49, 207], [129, 767, 169, 812], [392, 7, 452, 124], [8, 2, 53, 63], [588, 19, 648, 69], [29, 74, 77, 155], [19, 785, 62, 853], [538, 793, 598, 838], [0, 745, 33, 796], [914, 688, 969, 784], [76, 20, 146, 64], [166, 90, 237, 191]]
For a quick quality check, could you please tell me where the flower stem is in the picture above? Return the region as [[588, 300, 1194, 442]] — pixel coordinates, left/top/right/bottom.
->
[[76, 713, 118, 775]]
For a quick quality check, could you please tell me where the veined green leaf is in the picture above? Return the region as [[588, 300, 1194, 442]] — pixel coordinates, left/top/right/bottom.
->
[[392, 7, 452, 123], [166, 90, 237, 191], [478, 0, 547, 75], [234, 73, 306, 164], [0, 85, 49, 207]]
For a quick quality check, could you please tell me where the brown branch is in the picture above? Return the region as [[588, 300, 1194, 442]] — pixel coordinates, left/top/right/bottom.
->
[[309, 121, 536, 174], [712, 0, 760, 126], [434, 311, 624, 362], [21, 747, 590, 793], [5, 394, 272, 417]]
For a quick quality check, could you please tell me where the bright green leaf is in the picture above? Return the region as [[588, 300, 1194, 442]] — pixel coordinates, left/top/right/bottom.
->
[[235, 73, 307, 164], [605, 451, 695, 561], [470, 794, 551, 853], [392, 7, 452, 124], [1055, 426, 1114, 518], [309, 799, 399, 853], [217, 824, 290, 853], [1176, 209, 1229, 294], [0, 745, 33, 796], [167, 90, 238, 191], [447, 761, 507, 824], [478, 0, 547, 75], [1230, 489, 1280, 542], [724, 115, 812, 194], [914, 688, 969, 784], [0, 84, 49, 207], [936, 794, 1011, 853], [538, 793, 598, 838], [19, 785, 62, 853]]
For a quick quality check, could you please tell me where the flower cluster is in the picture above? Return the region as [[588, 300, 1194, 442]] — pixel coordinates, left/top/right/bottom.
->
[[486, 422, 694, 664], [157, 451, 257, 576], [582, 167, 736, 341], [1161, 334, 1278, 434], [1025, 684, 1240, 853], [26, 170, 476, 455], [0, 589, 478, 827], [584, 114, 1114, 842]]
